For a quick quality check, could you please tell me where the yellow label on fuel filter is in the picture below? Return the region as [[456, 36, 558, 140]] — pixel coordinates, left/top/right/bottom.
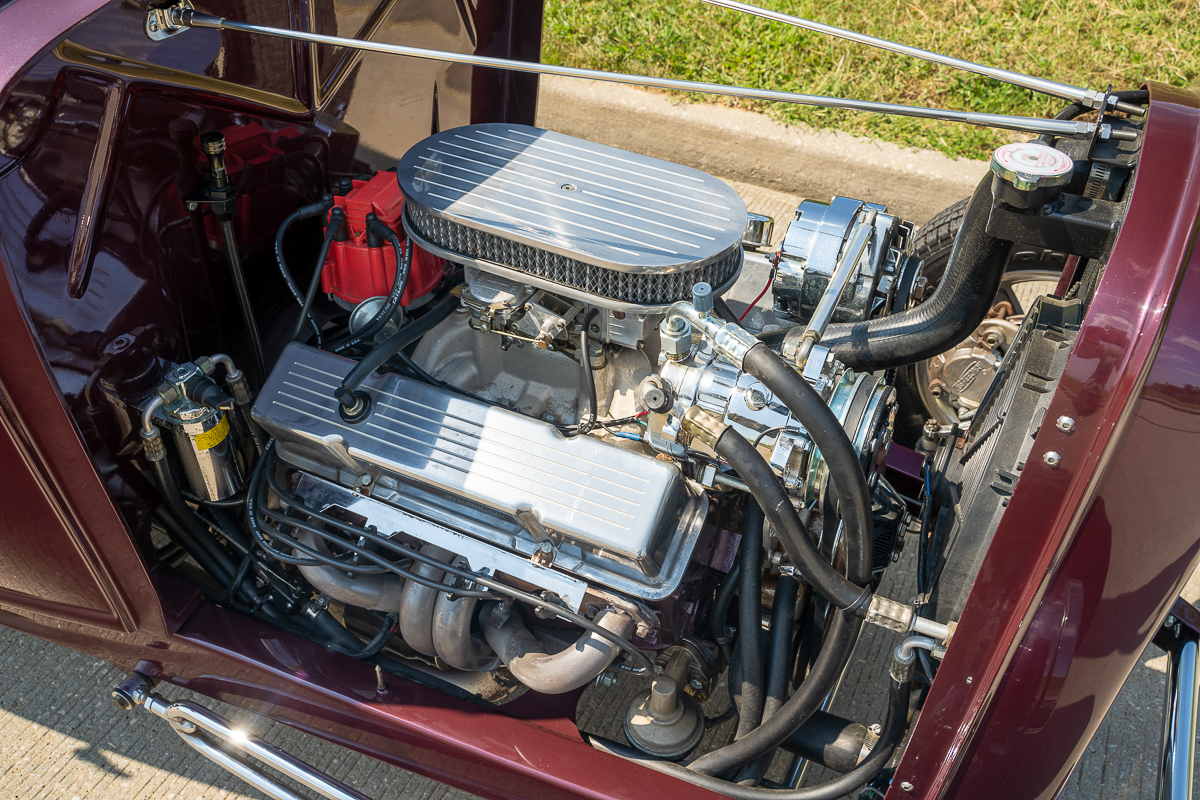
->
[[193, 415, 230, 450]]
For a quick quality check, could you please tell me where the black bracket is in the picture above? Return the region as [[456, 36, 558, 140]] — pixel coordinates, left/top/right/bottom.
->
[[185, 131, 237, 221], [986, 185, 1120, 261]]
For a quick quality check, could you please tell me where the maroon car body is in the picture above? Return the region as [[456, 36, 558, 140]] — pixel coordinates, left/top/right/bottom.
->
[[0, 2, 1196, 799]]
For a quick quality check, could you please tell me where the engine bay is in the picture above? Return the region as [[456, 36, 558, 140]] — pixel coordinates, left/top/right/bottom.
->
[[89, 96, 1142, 793]]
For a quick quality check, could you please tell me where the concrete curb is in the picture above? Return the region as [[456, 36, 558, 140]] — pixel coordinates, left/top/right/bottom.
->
[[536, 76, 990, 225]]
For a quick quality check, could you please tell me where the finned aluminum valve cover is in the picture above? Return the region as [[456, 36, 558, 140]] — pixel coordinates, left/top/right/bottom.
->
[[397, 123, 748, 308], [252, 343, 708, 600]]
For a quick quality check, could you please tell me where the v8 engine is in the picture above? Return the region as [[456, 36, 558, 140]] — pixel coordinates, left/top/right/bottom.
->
[[232, 122, 915, 702]]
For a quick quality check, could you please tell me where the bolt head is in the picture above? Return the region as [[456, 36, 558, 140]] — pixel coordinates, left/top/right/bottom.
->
[[689, 678, 703, 691], [900, 781, 915, 792], [147, 18, 160, 31], [744, 387, 769, 410], [1043, 451, 1062, 469], [359, 474, 371, 486], [659, 316, 692, 359], [1056, 415, 1076, 433]]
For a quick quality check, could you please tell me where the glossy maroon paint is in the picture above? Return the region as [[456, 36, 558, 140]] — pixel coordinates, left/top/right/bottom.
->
[[889, 83, 1200, 800]]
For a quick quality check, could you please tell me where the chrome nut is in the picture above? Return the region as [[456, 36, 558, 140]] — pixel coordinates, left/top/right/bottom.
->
[[659, 316, 692, 361]]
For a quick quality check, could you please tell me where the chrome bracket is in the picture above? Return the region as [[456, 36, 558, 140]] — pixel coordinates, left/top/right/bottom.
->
[[144, 1, 192, 41], [111, 673, 373, 800]]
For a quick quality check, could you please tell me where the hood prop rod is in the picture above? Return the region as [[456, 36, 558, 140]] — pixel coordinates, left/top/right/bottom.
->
[[701, 0, 1146, 117], [144, 3, 1130, 141]]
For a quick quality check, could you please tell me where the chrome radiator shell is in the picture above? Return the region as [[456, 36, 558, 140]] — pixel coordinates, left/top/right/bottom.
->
[[398, 124, 747, 309], [252, 343, 708, 600]]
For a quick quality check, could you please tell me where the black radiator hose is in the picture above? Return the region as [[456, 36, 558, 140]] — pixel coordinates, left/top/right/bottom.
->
[[694, 370, 874, 774], [817, 174, 1014, 372], [741, 342, 874, 593], [712, 428, 865, 612]]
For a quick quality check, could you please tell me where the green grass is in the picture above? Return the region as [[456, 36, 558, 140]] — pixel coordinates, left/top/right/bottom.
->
[[542, 0, 1200, 160]]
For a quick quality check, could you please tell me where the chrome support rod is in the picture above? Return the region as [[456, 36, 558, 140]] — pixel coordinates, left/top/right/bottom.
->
[[112, 674, 373, 800], [1159, 637, 1200, 800], [701, 0, 1147, 117], [150, 4, 1104, 140], [793, 207, 877, 367]]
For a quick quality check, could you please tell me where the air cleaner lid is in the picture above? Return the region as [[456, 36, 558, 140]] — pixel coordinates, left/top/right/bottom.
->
[[396, 123, 747, 274], [990, 142, 1074, 192]]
